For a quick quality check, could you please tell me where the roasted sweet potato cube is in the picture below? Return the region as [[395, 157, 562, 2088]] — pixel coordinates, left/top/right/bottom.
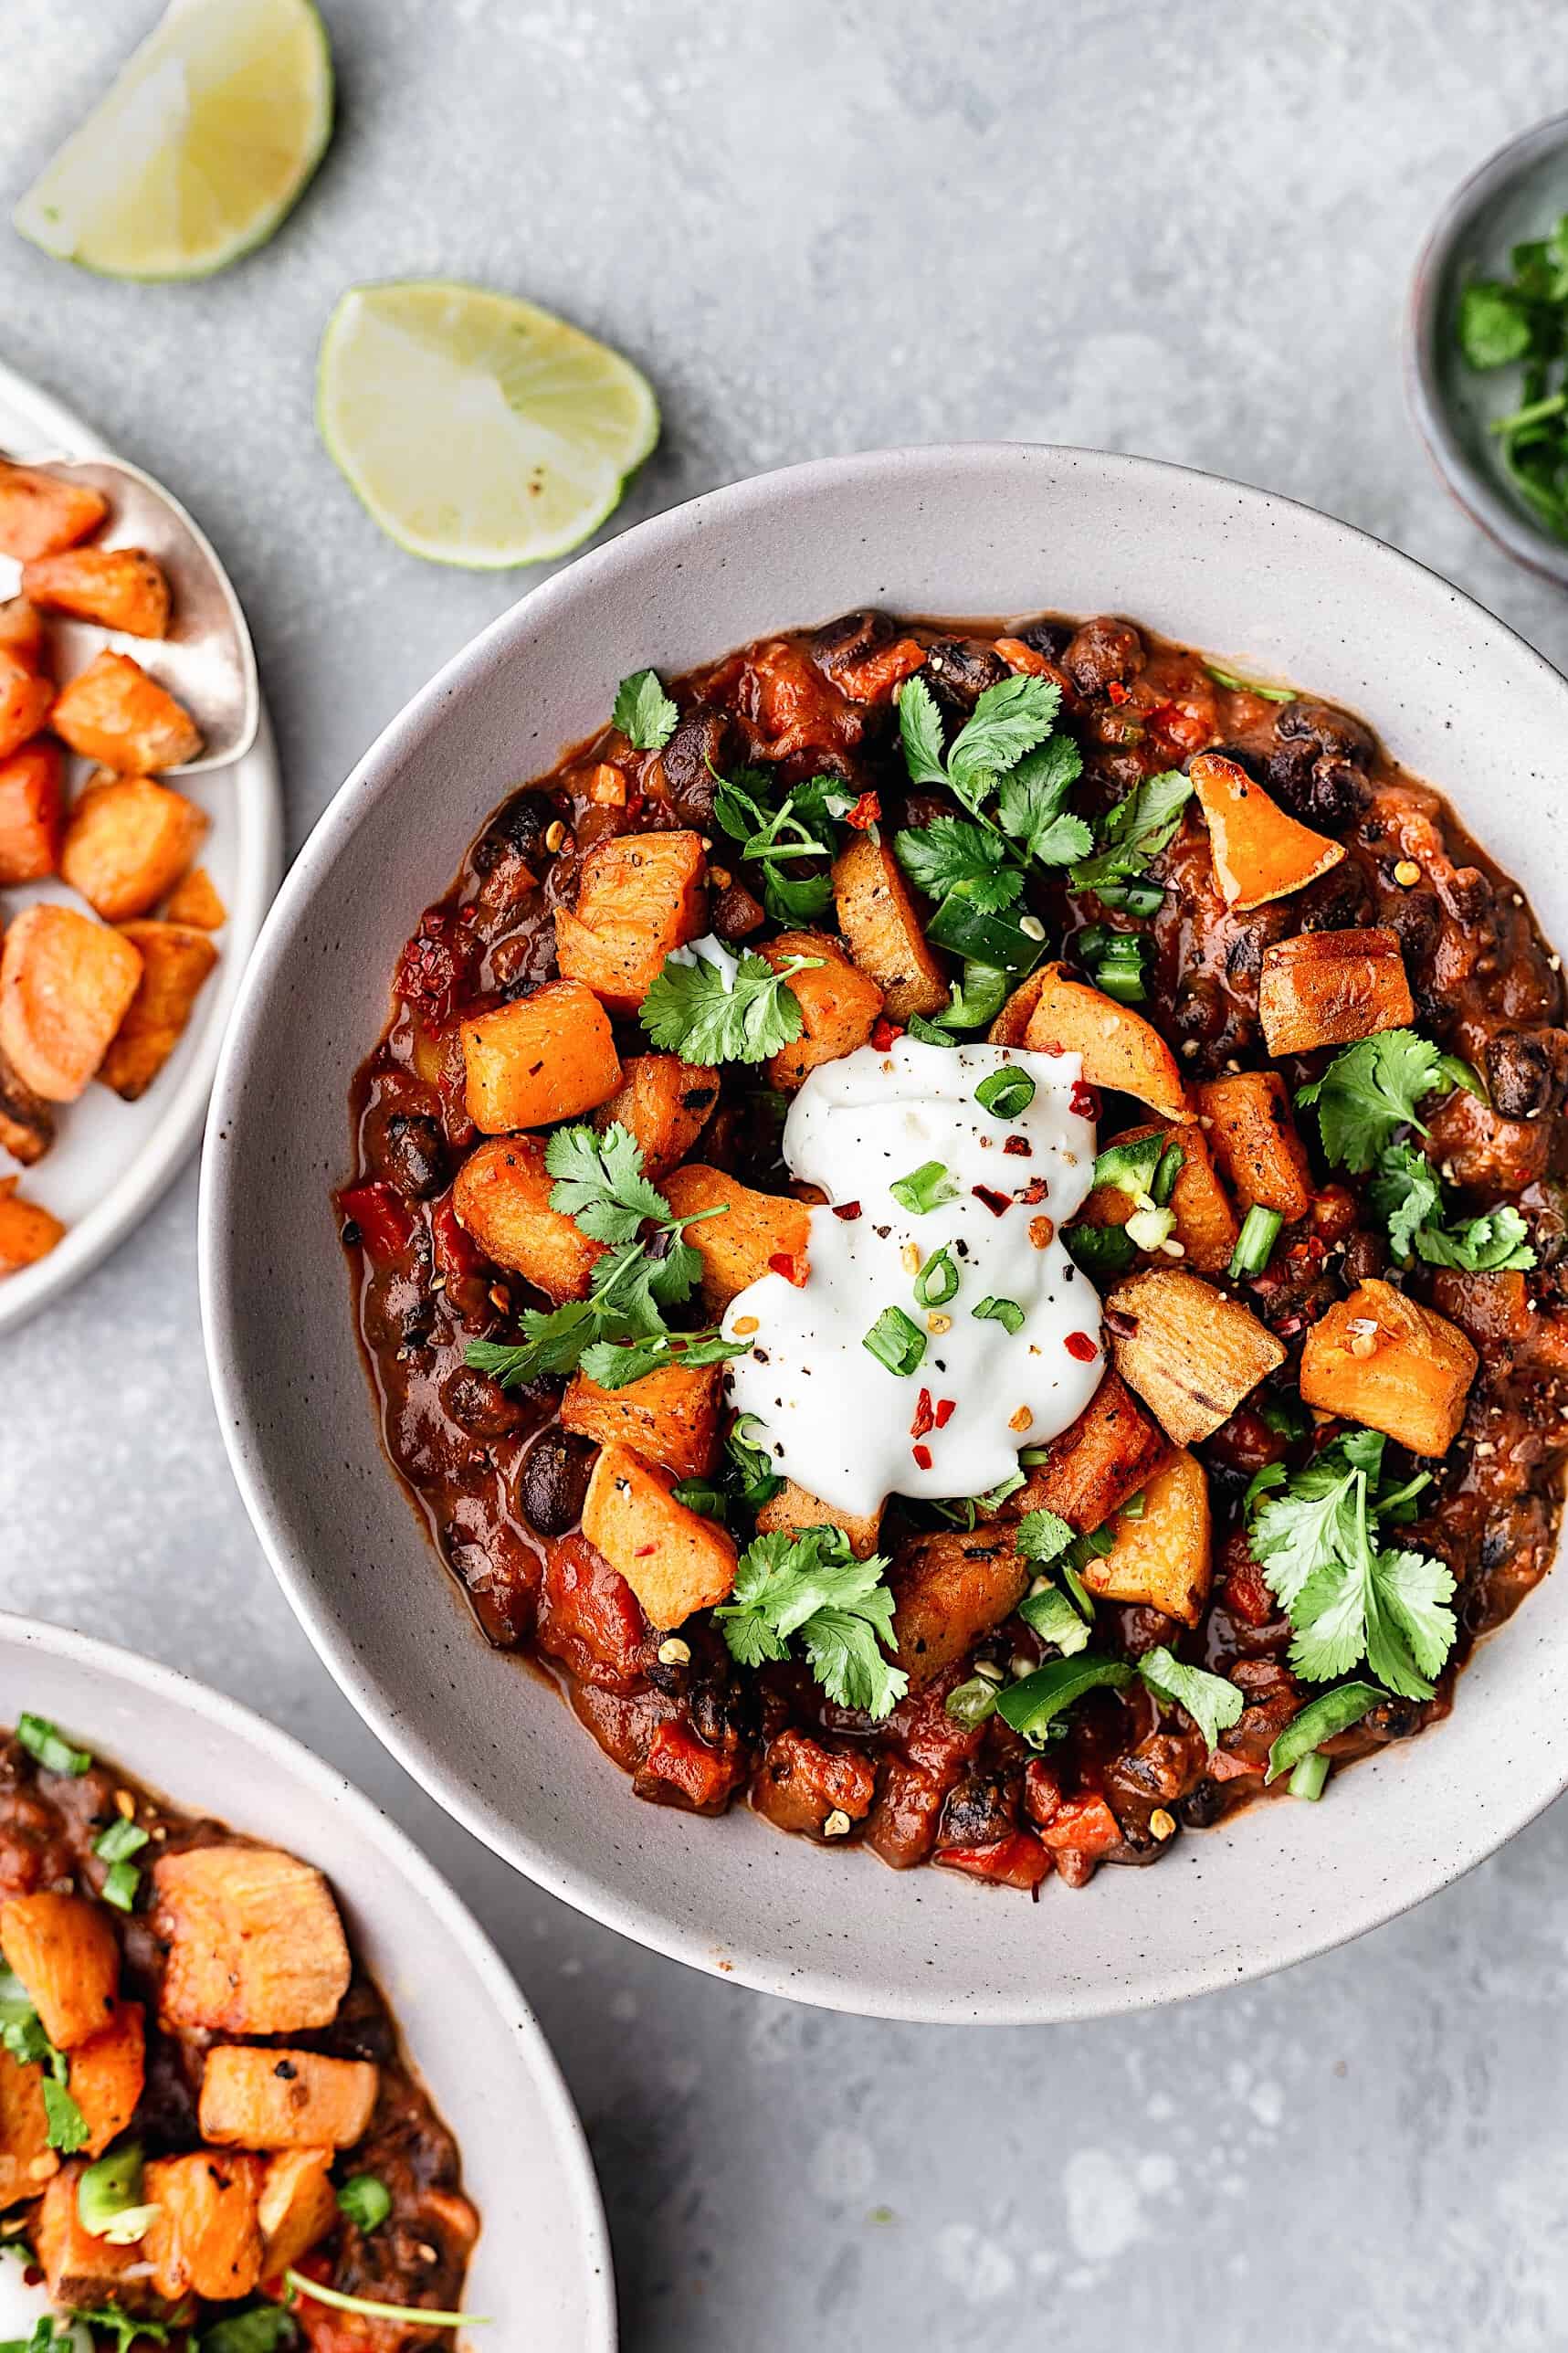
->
[[1023, 963, 1187, 1118], [462, 977, 622, 1132], [1196, 1071, 1314, 1221], [1258, 926, 1415, 1057], [1079, 1450, 1212, 1625], [200, 2046, 379, 2152], [452, 1134, 605, 1300], [831, 835, 949, 1018], [563, 1360, 723, 1482], [0, 464, 107, 562], [591, 1053, 719, 1176], [988, 967, 1049, 1048], [0, 1051, 54, 1166], [153, 1845, 351, 2035], [71, 2000, 146, 2157], [0, 1893, 119, 2049], [49, 651, 201, 773], [1189, 750, 1346, 912], [0, 740, 63, 883], [143, 2151, 265, 2300], [0, 649, 54, 764], [0, 596, 47, 669], [0, 1176, 65, 1275], [1078, 1119, 1239, 1275], [891, 1528, 1027, 1686], [760, 930, 883, 1089], [21, 548, 172, 639], [258, 2147, 339, 2276], [35, 2166, 140, 2306], [658, 1164, 810, 1306], [1010, 1369, 1169, 1532], [1107, 1269, 1286, 1448], [163, 862, 226, 930], [0, 904, 143, 1103], [97, 920, 218, 1101], [60, 776, 207, 922], [0, 2044, 57, 2207], [581, 1441, 739, 1628], [754, 1479, 883, 1560], [1300, 1278, 1478, 1457], [554, 830, 707, 1011]]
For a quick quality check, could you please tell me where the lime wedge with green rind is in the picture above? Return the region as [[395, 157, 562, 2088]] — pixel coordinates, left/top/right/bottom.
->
[[316, 280, 660, 570]]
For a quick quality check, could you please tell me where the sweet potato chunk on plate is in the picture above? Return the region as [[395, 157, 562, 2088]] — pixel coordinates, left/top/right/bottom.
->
[[0, 2045, 57, 2207], [71, 1999, 146, 2157], [0, 1053, 55, 1166], [831, 834, 949, 1018], [891, 1527, 1027, 1686], [754, 1479, 884, 1561], [0, 596, 48, 670], [581, 1440, 739, 1629], [453, 1134, 605, 1299], [591, 1052, 718, 1176], [0, 740, 64, 884], [258, 2147, 339, 2275], [0, 648, 54, 764], [1107, 1268, 1286, 1448], [98, 920, 218, 1102], [0, 462, 108, 561], [659, 1163, 810, 1305], [35, 2166, 139, 2306], [153, 1844, 351, 2035], [760, 929, 883, 1090], [462, 976, 622, 1132], [562, 1359, 723, 1482], [0, 1889, 120, 2049], [143, 2150, 265, 2301], [21, 547, 172, 638], [1300, 1277, 1478, 1457], [1010, 1369, 1169, 1532], [0, 903, 143, 1103], [60, 775, 207, 922], [1079, 1449, 1213, 1626], [163, 861, 226, 930], [0, 1178, 66, 1274], [1189, 749, 1345, 912], [49, 649, 201, 772], [200, 2045, 379, 2151], [554, 829, 707, 1011], [1258, 925, 1415, 1057], [1023, 962, 1187, 1118], [1196, 1070, 1314, 1221]]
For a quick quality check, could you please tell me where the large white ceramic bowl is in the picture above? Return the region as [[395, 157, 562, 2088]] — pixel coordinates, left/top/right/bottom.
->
[[201, 444, 1568, 2023], [0, 1613, 615, 2348]]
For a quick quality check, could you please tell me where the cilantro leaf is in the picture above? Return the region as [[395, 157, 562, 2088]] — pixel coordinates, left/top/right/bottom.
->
[[1295, 1029, 1452, 1173], [715, 1526, 907, 1717], [545, 1122, 669, 1242], [1068, 770, 1192, 898], [995, 735, 1090, 865], [41, 2073, 88, 2155], [579, 1328, 746, 1389], [1410, 1203, 1535, 1271], [897, 674, 952, 786], [1368, 1141, 1446, 1260], [1016, 1508, 1075, 1565], [1137, 1645, 1244, 1752], [894, 817, 1024, 912], [641, 947, 817, 1066], [1458, 280, 1534, 371], [947, 675, 1063, 794], [68, 2312, 173, 2353], [611, 669, 679, 751], [1370, 1140, 1536, 1271]]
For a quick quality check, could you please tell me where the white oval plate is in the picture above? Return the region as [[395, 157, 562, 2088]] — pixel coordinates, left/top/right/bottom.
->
[[0, 356, 283, 1335], [0, 1610, 616, 2350]]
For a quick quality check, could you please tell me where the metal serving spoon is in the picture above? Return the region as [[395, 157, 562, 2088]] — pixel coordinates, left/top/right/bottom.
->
[[4, 451, 259, 776]]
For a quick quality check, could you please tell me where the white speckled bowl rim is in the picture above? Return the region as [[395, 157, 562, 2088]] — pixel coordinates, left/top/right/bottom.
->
[[200, 443, 1568, 2024], [0, 1613, 616, 2348]]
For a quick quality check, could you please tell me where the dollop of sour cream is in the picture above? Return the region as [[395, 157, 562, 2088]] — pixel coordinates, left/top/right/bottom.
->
[[721, 1036, 1106, 1519]]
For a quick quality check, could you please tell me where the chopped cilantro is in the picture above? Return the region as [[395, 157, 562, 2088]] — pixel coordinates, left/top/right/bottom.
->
[[544, 1121, 670, 1241], [1295, 1029, 1477, 1173], [1016, 1508, 1075, 1565], [336, 2173, 392, 2233], [641, 946, 820, 1066], [1137, 1645, 1244, 1753], [16, 1715, 90, 1777], [1369, 1141, 1535, 1271], [715, 1525, 907, 1718], [611, 668, 679, 750], [1067, 769, 1192, 906]]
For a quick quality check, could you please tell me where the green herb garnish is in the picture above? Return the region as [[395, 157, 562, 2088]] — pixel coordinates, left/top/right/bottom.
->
[[1457, 217, 1568, 542], [1068, 769, 1193, 908], [1295, 1029, 1479, 1173], [862, 1305, 927, 1377], [611, 668, 679, 751], [641, 946, 821, 1067], [1137, 1645, 1244, 1753], [1016, 1507, 1074, 1565], [1368, 1141, 1535, 1271], [912, 1247, 960, 1308], [99, 1861, 141, 1914], [971, 1294, 1025, 1335], [1227, 1203, 1283, 1280], [974, 1068, 1035, 1120], [283, 2272, 480, 2331], [994, 1655, 1134, 1746], [710, 763, 846, 925], [889, 1159, 959, 1216], [715, 1525, 907, 1718], [1266, 1682, 1384, 1783], [16, 1715, 90, 1777], [1204, 662, 1295, 703], [337, 2174, 392, 2234], [198, 2307, 297, 2351], [1019, 1585, 1091, 1657], [93, 1818, 148, 1865]]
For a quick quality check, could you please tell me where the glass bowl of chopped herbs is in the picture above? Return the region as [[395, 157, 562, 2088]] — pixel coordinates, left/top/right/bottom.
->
[[1409, 111, 1568, 581]]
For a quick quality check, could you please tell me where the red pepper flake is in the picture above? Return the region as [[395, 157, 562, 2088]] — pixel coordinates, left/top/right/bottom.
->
[[768, 1251, 807, 1286], [1064, 1329, 1099, 1363], [635, 1544, 657, 1557], [1003, 1134, 1033, 1156], [1106, 679, 1131, 705], [934, 1397, 956, 1430], [911, 1442, 934, 1472], [832, 1199, 863, 1221], [971, 1184, 1012, 1218], [871, 1016, 905, 1050], [911, 1388, 936, 1440], [847, 790, 882, 830], [1069, 1080, 1102, 1121], [1019, 1175, 1050, 1204]]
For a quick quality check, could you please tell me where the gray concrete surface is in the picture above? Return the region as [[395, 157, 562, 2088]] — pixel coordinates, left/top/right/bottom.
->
[[4, 3, 1568, 2345]]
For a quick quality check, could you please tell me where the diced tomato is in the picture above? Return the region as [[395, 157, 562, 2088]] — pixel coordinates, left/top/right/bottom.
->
[[1146, 700, 1212, 754], [537, 1535, 648, 1691], [836, 638, 928, 705], [1038, 1794, 1121, 1862], [643, 1721, 735, 1811], [768, 1250, 807, 1285], [336, 1179, 415, 1263], [430, 1190, 484, 1284], [1022, 1757, 1063, 1830], [1226, 1554, 1277, 1629], [846, 789, 882, 830], [935, 1831, 1053, 1891]]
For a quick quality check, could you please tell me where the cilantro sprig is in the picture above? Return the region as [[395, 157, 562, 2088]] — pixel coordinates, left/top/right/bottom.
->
[[1137, 1645, 1244, 1753], [1457, 213, 1568, 543], [710, 765, 849, 925], [1295, 1029, 1480, 1174], [611, 668, 679, 751], [715, 1525, 907, 1718], [0, 1967, 87, 2153], [1369, 1142, 1535, 1272], [1067, 768, 1194, 911], [893, 673, 1090, 929], [1247, 1430, 1454, 1701], [641, 944, 821, 1066]]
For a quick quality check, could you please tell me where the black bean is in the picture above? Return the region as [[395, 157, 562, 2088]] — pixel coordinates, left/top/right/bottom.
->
[[661, 704, 740, 828], [811, 609, 895, 674], [1009, 617, 1072, 662], [519, 1430, 597, 1535], [372, 1112, 447, 1201], [923, 638, 1006, 715], [441, 1365, 528, 1443], [1487, 1028, 1568, 1120], [1178, 1780, 1225, 1830], [1062, 617, 1145, 697], [938, 1770, 1018, 1847]]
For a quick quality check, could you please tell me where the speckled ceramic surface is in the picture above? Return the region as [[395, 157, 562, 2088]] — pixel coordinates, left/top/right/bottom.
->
[[200, 442, 1568, 2022], [0, 1612, 615, 2348]]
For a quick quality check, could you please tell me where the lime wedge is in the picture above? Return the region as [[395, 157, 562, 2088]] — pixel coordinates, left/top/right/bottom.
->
[[316, 281, 660, 569], [14, 0, 332, 280]]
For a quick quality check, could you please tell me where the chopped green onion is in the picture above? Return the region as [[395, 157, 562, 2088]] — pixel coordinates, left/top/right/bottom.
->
[[974, 1068, 1036, 1120], [1081, 929, 1152, 1004], [1205, 661, 1295, 702], [1289, 1751, 1331, 1800], [1075, 1523, 1117, 1560], [1119, 1489, 1147, 1521], [1227, 1203, 1283, 1280], [1018, 1586, 1091, 1656], [1091, 876, 1165, 917], [100, 1861, 140, 1914], [1060, 1560, 1096, 1620], [862, 1305, 927, 1377], [944, 1674, 1000, 1727], [972, 1295, 1025, 1335], [1266, 1682, 1383, 1781], [16, 1715, 90, 1778], [78, 2141, 156, 2244], [913, 1247, 960, 1308], [670, 1478, 727, 1519], [889, 1159, 959, 1216], [1063, 1224, 1136, 1278], [994, 1656, 1134, 1746], [93, 1818, 149, 1865], [337, 2174, 393, 2234], [1152, 1142, 1185, 1206], [283, 2270, 483, 2331]]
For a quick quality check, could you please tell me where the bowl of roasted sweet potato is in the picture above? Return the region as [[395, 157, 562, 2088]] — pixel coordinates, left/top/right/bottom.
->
[[203, 442, 1568, 2021]]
